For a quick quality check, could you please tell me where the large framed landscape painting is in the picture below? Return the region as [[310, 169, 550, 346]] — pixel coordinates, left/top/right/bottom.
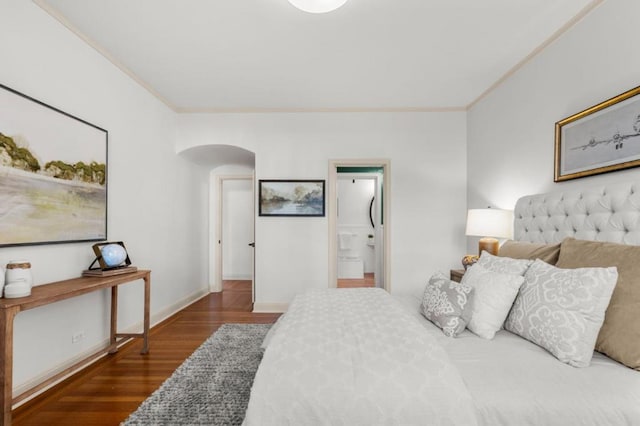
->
[[0, 84, 107, 247], [555, 85, 640, 181], [259, 180, 325, 217]]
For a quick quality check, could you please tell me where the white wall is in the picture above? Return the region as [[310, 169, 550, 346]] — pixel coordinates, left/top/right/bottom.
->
[[222, 179, 253, 279], [177, 111, 468, 303], [337, 178, 375, 272], [467, 0, 640, 252], [1, 1, 209, 394]]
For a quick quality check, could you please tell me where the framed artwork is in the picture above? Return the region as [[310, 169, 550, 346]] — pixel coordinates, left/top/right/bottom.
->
[[555, 85, 640, 181], [0, 84, 108, 247], [259, 180, 325, 217]]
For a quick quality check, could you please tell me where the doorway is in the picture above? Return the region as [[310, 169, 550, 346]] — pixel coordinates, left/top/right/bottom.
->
[[336, 174, 378, 288], [214, 175, 255, 302], [328, 160, 390, 291]]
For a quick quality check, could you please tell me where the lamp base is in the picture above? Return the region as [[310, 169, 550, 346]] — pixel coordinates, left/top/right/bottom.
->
[[478, 237, 499, 256]]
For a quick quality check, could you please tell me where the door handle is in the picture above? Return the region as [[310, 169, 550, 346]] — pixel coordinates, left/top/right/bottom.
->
[[248, 242, 255, 247]]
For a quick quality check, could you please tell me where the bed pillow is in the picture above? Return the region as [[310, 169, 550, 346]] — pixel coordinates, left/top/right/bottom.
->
[[421, 272, 474, 337], [499, 240, 561, 265], [476, 251, 533, 276], [505, 259, 618, 367], [555, 238, 640, 370], [461, 263, 525, 340]]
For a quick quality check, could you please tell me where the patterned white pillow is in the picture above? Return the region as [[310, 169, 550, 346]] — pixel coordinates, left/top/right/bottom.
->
[[476, 251, 532, 276], [421, 272, 474, 337], [461, 263, 525, 340], [505, 259, 618, 367]]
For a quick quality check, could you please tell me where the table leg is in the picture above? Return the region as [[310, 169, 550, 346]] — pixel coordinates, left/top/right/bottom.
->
[[108, 286, 118, 354], [0, 307, 18, 426], [141, 273, 150, 354]]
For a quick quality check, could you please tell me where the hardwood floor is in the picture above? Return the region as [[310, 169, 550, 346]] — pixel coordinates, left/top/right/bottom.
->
[[12, 280, 279, 426], [337, 272, 375, 288]]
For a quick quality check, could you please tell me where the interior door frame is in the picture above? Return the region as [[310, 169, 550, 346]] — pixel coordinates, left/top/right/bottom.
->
[[328, 159, 391, 291], [212, 174, 255, 297], [336, 173, 381, 286]]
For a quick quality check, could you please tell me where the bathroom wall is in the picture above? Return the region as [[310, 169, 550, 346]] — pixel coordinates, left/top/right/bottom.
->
[[337, 177, 375, 272]]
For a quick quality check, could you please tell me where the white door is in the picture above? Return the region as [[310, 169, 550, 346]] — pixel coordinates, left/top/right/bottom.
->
[[221, 178, 254, 286]]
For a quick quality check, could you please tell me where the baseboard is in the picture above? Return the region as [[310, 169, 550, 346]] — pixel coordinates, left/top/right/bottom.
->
[[252, 302, 288, 313], [150, 288, 210, 325], [222, 274, 252, 280], [12, 287, 209, 405], [12, 337, 113, 406]]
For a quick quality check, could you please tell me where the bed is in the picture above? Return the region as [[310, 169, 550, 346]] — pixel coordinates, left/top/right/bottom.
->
[[243, 181, 640, 425]]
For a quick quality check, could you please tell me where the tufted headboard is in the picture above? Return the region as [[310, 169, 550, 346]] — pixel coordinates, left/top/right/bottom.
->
[[513, 181, 640, 245]]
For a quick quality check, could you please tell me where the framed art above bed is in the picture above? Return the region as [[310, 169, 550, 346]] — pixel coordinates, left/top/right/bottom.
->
[[0, 84, 108, 247], [554, 85, 640, 182]]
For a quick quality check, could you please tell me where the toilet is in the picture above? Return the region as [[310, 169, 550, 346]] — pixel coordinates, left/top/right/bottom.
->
[[337, 232, 364, 279]]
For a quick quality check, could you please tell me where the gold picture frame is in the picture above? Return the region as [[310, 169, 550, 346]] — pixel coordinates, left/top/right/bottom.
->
[[554, 85, 640, 182]]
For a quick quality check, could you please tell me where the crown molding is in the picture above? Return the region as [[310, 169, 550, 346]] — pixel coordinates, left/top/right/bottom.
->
[[34, 0, 603, 115], [33, 0, 179, 112], [175, 106, 466, 114], [465, 0, 605, 111]]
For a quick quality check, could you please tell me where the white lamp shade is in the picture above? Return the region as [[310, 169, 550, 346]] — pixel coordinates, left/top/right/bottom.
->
[[287, 0, 348, 13], [465, 208, 513, 239]]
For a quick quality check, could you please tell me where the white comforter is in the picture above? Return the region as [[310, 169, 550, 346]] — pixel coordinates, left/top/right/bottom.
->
[[243, 288, 478, 426], [396, 295, 640, 426]]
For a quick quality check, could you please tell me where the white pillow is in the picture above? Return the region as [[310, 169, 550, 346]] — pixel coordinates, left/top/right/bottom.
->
[[476, 251, 532, 276], [461, 263, 525, 340], [505, 259, 618, 367]]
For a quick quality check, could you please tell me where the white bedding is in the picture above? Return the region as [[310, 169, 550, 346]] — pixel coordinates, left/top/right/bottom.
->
[[243, 288, 478, 426], [398, 295, 640, 426], [245, 289, 640, 425]]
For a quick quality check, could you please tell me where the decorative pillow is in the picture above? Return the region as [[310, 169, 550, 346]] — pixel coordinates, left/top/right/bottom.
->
[[505, 259, 618, 367], [421, 272, 474, 337], [499, 240, 561, 265], [461, 263, 525, 340], [556, 238, 640, 370], [476, 251, 533, 276]]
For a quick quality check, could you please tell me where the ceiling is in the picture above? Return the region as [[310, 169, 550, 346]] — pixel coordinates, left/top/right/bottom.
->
[[37, 0, 600, 112]]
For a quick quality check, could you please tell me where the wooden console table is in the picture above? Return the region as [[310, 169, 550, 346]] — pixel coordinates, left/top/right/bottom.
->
[[0, 269, 151, 426]]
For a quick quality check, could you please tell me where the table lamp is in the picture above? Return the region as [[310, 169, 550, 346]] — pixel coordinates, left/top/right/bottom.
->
[[465, 208, 513, 256]]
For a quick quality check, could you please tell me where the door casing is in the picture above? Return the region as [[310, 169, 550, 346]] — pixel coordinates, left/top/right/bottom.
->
[[212, 174, 255, 300], [328, 159, 391, 291]]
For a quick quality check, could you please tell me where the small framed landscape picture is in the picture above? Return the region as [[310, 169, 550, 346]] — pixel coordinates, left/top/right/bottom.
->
[[259, 180, 325, 217], [555, 85, 640, 182]]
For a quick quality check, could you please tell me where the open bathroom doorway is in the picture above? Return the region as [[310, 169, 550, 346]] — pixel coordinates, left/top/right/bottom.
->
[[328, 160, 390, 291]]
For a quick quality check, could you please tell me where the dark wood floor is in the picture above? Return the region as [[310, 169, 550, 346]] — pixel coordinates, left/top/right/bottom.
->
[[12, 280, 279, 426]]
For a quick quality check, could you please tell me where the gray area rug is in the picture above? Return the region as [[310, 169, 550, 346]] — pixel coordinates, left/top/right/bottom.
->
[[122, 323, 271, 426]]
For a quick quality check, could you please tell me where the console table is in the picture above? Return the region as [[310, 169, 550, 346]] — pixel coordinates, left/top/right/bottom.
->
[[0, 269, 151, 426]]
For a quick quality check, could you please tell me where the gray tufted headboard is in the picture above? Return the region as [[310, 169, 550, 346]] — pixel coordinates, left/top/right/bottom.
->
[[514, 181, 640, 245]]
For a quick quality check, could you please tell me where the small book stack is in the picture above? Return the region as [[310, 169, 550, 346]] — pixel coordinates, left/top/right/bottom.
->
[[82, 266, 138, 277]]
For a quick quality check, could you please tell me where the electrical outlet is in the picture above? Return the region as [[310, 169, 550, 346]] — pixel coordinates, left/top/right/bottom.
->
[[71, 331, 85, 344]]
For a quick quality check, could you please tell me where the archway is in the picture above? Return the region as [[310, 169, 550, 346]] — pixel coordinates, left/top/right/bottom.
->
[[179, 144, 256, 298]]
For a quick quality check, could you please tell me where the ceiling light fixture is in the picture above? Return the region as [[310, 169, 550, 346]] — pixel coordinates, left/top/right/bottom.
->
[[287, 0, 348, 14]]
